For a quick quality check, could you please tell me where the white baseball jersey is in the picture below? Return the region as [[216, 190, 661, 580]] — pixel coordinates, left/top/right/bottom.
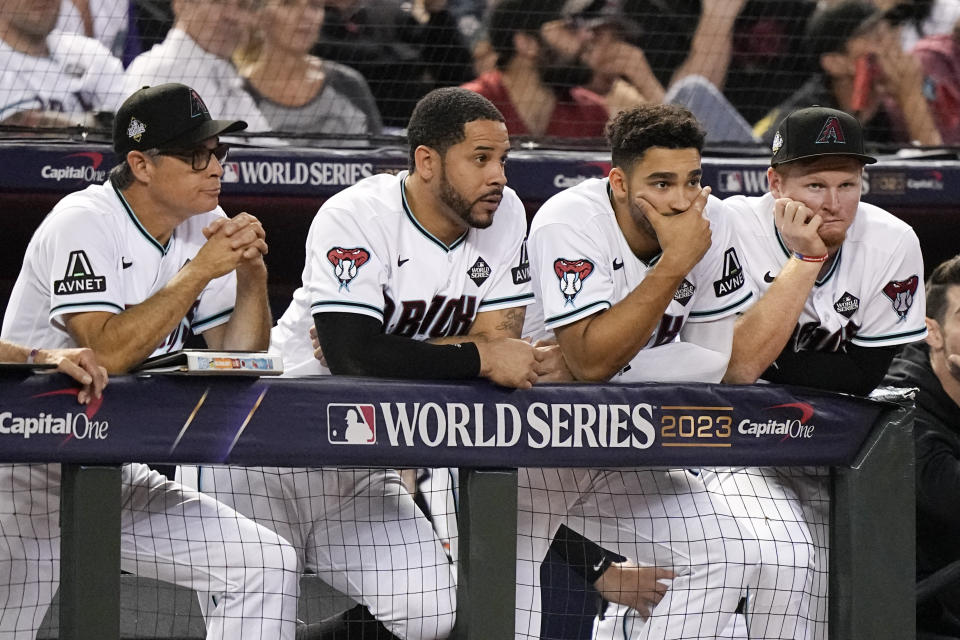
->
[[0, 31, 125, 121], [525, 177, 755, 372], [1, 181, 236, 351], [515, 179, 813, 640], [725, 192, 927, 352], [0, 182, 299, 638], [704, 192, 928, 640], [271, 170, 534, 374], [205, 170, 526, 636]]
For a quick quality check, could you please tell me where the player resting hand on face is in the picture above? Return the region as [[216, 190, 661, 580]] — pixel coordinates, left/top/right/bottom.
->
[[516, 104, 810, 640], [710, 106, 928, 640]]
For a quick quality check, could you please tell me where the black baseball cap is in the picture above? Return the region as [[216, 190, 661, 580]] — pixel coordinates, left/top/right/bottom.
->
[[770, 106, 877, 167], [487, 0, 567, 61], [113, 83, 247, 157]]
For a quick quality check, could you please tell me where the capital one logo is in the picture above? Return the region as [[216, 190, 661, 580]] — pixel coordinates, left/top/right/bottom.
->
[[737, 402, 816, 441], [41, 151, 107, 182], [327, 403, 376, 444]]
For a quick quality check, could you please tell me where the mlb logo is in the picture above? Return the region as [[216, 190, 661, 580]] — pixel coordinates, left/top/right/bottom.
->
[[717, 171, 743, 193], [327, 403, 376, 444], [222, 162, 240, 183]]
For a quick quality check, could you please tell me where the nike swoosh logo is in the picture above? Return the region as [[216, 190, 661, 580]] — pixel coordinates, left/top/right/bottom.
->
[[122, 259, 133, 269], [397, 257, 410, 267], [763, 271, 776, 283], [592, 559, 606, 572], [613, 259, 624, 270]]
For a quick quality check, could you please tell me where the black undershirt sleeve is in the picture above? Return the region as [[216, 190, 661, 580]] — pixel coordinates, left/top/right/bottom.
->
[[550, 524, 626, 584], [761, 344, 899, 396], [314, 312, 482, 379]]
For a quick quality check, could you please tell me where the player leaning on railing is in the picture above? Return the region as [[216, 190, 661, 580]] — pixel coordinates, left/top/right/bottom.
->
[[517, 103, 810, 640], [202, 87, 567, 640], [0, 340, 106, 405], [0, 82, 301, 639], [713, 105, 928, 640]]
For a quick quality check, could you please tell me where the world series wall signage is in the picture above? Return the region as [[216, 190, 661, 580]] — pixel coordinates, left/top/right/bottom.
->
[[5, 143, 960, 207], [0, 374, 887, 469]]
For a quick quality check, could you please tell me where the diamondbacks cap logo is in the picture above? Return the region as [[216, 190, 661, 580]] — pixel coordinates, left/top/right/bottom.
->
[[512, 241, 531, 285], [554, 258, 593, 305], [882, 276, 919, 320], [189, 89, 209, 118], [327, 247, 370, 291], [327, 403, 376, 444], [816, 116, 846, 144], [674, 279, 695, 306], [54, 250, 106, 295], [713, 248, 745, 297], [834, 292, 860, 318], [127, 118, 145, 142], [467, 256, 492, 286]]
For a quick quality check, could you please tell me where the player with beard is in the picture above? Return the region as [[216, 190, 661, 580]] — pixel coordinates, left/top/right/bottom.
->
[[203, 88, 562, 640], [462, 0, 609, 137]]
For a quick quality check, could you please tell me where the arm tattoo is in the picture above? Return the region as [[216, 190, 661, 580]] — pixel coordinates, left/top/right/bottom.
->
[[494, 307, 525, 338]]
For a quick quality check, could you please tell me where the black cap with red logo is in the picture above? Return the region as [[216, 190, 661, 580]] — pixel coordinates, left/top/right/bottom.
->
[[113, 83, 247, 157], [770, 106, 877, 167]]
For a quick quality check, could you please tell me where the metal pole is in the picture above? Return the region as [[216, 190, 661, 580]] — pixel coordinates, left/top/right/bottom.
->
[[452, 468, 518, 640], [59, 464, 122, 639], [831, 406, 915, 640]]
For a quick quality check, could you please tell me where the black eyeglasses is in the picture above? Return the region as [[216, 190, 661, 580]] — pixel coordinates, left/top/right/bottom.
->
[[158, 143, 230, 171]]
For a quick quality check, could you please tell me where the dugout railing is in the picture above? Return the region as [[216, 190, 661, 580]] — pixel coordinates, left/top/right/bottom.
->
[[0, 372, 914, 639]]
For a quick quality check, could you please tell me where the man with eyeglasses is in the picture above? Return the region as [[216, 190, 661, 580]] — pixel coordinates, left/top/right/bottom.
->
[[0, 83, 301, 639]]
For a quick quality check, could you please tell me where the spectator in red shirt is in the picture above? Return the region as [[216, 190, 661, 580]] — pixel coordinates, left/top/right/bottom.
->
[[462, 0, 609, 138]]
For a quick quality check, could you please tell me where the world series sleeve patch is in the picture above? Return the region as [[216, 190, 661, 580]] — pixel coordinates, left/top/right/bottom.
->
[[477, 231, 535, 313]]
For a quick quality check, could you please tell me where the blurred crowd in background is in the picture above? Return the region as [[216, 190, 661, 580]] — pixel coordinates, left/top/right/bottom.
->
[[2, 0, 960, 149]]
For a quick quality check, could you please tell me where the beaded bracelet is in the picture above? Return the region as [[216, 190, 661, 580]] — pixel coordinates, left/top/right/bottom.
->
[[792, 251, 829, 263]]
